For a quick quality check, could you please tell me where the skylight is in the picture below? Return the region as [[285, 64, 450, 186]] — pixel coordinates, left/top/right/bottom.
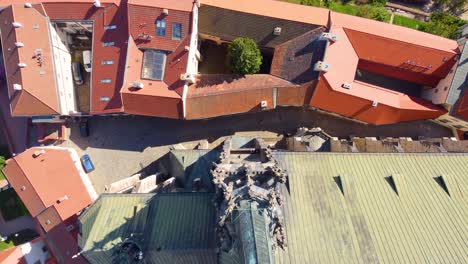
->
[[142, 50, 166, 80]]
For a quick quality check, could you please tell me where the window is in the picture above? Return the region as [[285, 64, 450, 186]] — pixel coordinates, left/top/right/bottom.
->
[[102, 60, 114, 65], [172, 23, 182, 40], [156, 20, 166, 36], [102, 42, 115, 47], [104, 25, 117, 30], [100, 96, 110, 102], [142, 50, 166, 80], [100, 79, 112, 83]]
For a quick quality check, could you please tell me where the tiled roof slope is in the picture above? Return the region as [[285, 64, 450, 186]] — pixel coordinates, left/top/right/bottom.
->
[[79, 193, 217, 264], [0, 4, 60, 116], [128, 0, 193, 11], [188, 74, 295, 97], [90, 3, 128, 113], [201, 0, 329, 27], [331, 12, 459, 53], [128, 3, 192, 51], [451, 41, 468, 121], [271, 27, 327, 84], [120, 37, 182, 118], [2, 147, 94, 220], [199, 5, 322, 48], [274, 152, 468, 263]]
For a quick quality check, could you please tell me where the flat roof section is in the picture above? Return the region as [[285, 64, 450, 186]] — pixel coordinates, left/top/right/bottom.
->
[[202, 0, 329, 27]]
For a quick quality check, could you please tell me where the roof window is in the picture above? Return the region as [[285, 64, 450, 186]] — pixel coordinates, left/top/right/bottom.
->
[[156, 20, 166, 36], [104, 25, 117, 30], [142, 50, 166, 80]]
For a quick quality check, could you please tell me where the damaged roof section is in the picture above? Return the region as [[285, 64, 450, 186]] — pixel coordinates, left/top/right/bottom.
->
[[271, 27, 328, 84]]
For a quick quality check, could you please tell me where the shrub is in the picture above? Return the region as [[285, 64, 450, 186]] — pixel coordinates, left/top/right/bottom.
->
[[355, 5, 391, 21], [226, 38, 262, 75], [419, 12, 466, 39]]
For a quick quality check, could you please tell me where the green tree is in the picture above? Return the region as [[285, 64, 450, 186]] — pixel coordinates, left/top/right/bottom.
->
[[419, 13, 466, 39], [356, 5, 390, 22], [226, 38, 263, 75]]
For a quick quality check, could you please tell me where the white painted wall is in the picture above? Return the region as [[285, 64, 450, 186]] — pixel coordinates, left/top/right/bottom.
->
[[49, 23, 77, 115], [182, 2, 200, 118]]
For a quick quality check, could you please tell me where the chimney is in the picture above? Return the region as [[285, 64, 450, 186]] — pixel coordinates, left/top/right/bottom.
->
[[162, 8, 169, 15], [24, 3, 32, 8], [17, 63, 27, 68], [12, 22, 23, 28], [33, 149, 46, 158], [14, 42, 24, 47], [13, 84, 22, 91], [57, 195, 69, 204], [93, 0, 101, 7]]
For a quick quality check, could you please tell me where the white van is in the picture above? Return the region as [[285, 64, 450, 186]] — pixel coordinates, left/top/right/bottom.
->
[[82, 50, 92, 73]]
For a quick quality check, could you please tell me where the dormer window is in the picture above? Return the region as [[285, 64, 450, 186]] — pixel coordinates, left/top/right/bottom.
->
[[156, 20, 166, 36], [172, 23, 182, 40]]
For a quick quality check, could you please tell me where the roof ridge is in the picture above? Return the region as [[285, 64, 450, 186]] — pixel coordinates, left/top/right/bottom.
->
[[342, 27, 458, 54], [21, 88, 60, 114]]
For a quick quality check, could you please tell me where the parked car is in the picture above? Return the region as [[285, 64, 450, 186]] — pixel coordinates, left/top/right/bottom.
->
[[80, 154, 95, 173], [71, 62, 83, 85], [82, 50, 92, 73], [79, 119, 89, 137]]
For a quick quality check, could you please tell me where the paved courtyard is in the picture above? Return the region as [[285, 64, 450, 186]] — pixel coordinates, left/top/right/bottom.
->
[[56, 107, 452, 194]]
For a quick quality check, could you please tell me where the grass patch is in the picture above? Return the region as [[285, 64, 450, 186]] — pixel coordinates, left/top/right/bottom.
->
[[393, 15, 426, 30], [0, 229, 39, 251], [0, 189, 29, 221]]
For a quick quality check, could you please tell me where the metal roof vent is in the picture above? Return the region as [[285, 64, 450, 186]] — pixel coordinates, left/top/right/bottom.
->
[[314, 61, 330, 72], [162, 8, 169, 15], [434, 176, 450, 197], [24, 3, 32, 8], [131, 81, 144, 89], [372, 101, 378, 107], [57, 195, 69, 204], [93, 0, 101, 7], [12, 22, 23, 28], [385, 175, 398, 196], [18, 63, 27, 68], [13, 84, 22, 91], [333, 176, 344, 195], [45, 220, 51, 225], [342, 83, 352, 89], [20, 186, 26, 191], [273, 27, 282, 36], [261, 100, 268, 109], [14, 42, 24, 47], [321, 32, 339, 42]]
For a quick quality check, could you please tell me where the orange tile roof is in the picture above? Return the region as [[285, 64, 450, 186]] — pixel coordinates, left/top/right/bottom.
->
[[331, 12, 459, 53], [188, 74, 295, 97], [0, 4, 60, 116], [2, 147, 93, 221], [0, 246, 25, 264], [202, 0, 329, 27], [128, 0, 193, 12], [120, 37, 182, 118]]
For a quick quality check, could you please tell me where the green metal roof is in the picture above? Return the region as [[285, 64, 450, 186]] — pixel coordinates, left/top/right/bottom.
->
[[78, 193, 217, 264], [273, 152, 468, 264]]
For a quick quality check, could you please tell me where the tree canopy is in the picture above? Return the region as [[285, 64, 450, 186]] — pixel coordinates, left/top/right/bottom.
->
[[226, 38, 263, 75]]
